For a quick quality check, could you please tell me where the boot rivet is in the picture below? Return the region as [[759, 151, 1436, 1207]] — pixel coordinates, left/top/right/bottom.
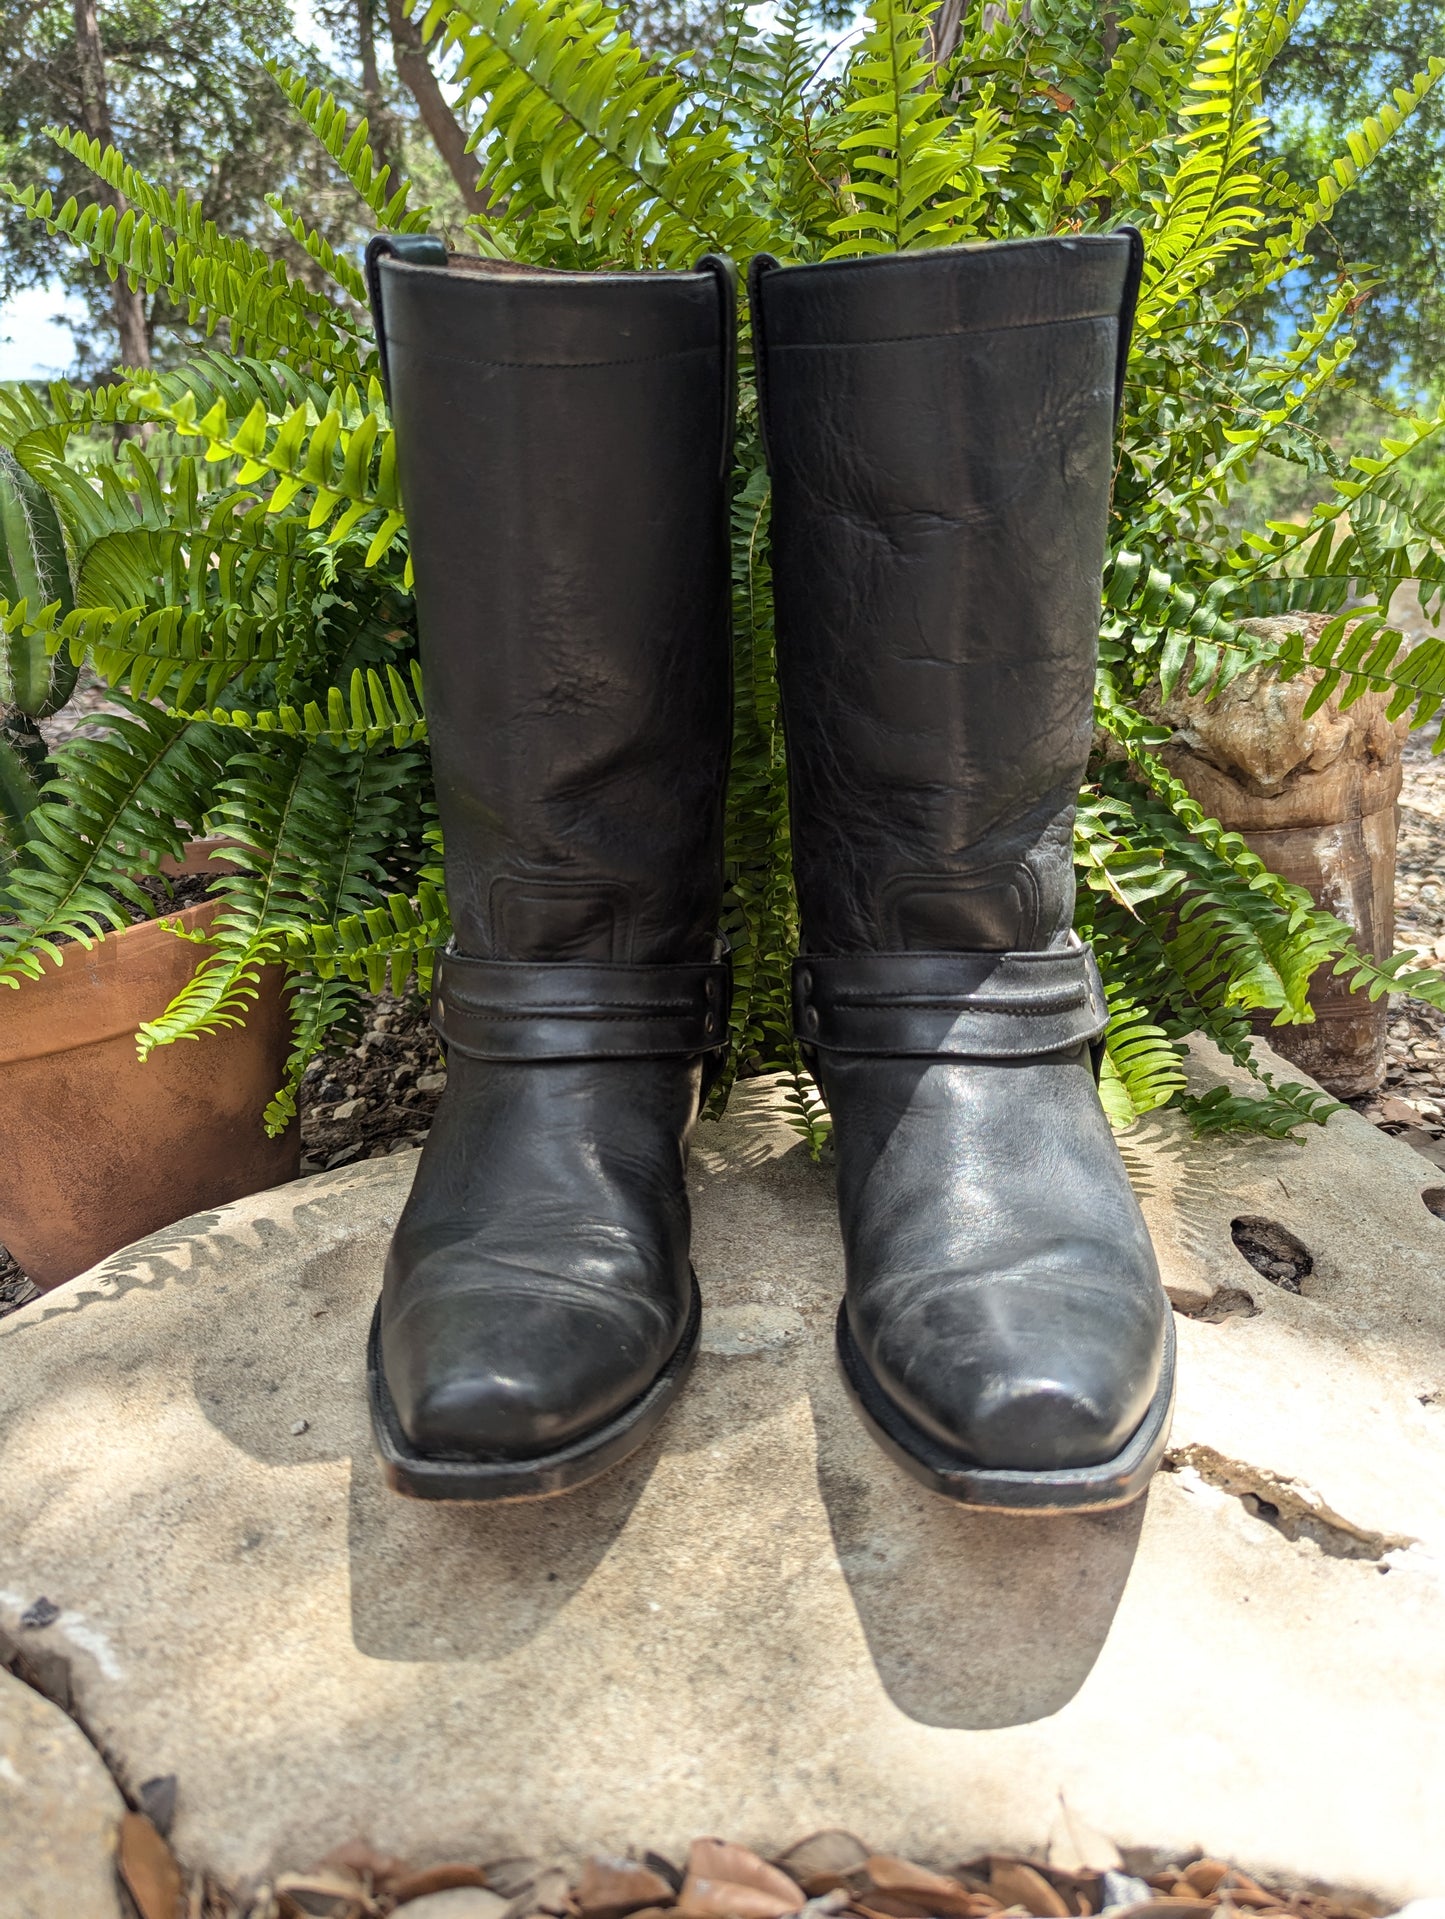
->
[[800, 969, 814, 995], [804, 1006, 820, 1034], [704, 978, 718, 1000]]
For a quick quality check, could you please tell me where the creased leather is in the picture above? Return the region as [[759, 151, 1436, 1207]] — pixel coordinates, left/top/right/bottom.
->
[[370, 253, 733, 1468], [753, 235, 1128, 956], [754, 235, 1169, 1478], [376, 254, 732, 967]]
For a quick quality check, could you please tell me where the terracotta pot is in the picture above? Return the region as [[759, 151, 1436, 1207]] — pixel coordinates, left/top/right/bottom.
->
[[1154, 617, 1408, 1097], [0, 841, 300, 1286]]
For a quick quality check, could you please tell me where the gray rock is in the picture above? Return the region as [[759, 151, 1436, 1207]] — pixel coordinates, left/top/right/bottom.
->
[[2, 1041, 1445, 1900], [400, 1894, 510, 1919], [0, 1666, 124, 1919]]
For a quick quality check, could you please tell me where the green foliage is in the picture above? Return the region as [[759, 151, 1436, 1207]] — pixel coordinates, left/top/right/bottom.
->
[[1263, 0, 1445, 395], [1180, 1077, 1341, 1138], [4, 0, 1445, 1139], [0, 0, 380, 376]]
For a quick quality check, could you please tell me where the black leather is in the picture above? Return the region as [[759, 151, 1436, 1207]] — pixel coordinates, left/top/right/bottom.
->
[[752, 235, 1170, 1487], [369, 248, 733, 1480], [432, 950, 731, 1060], [794, 943, 1108, 1059]]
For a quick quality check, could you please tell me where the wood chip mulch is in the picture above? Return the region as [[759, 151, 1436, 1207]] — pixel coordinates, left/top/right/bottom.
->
[[114, 1825, 1399, 1919]]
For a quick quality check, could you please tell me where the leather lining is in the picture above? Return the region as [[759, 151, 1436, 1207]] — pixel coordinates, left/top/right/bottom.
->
[[794, 944, 1108, 1058], [434, 949, 731, 1060]]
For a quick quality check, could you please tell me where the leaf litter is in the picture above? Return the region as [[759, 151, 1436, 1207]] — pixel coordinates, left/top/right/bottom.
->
[[122, 1829, 1399, 1919]]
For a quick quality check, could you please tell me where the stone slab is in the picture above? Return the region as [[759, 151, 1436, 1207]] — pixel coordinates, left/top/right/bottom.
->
[[0, 1664, 124, 1919], [2, 1042, 1444, 1901]]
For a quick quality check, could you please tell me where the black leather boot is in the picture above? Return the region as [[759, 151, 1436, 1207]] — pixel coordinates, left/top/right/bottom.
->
[[366, 240, 735, 1499], [750, 234, 1174, 1511]]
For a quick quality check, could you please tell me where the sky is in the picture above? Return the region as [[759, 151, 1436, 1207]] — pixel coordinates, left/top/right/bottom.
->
[[0, 284, 90, 383]]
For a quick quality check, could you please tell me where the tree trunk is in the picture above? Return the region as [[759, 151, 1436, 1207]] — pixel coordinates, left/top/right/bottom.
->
[[358, 0, 399, 182], [930, 0, 965, 67], [71, 0, 151, 369], [385, 0, 490, 212], [1101, 6, 1120, 69]]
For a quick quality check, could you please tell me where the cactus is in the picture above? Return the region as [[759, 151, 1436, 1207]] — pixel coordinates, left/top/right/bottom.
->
[[0, 450, 76, 864]]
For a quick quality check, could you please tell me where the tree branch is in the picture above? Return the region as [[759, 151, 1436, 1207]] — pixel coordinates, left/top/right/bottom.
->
[[384, 0, 490, 211]]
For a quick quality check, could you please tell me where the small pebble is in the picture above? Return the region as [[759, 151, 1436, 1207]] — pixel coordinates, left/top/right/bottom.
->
[[1100, 1873, 1153, 1913], [331, 1097, 366, 1122], [20, 1596, 59, 1630], [291, 1419, 309, 1436], [416, 1071, 447, 1095]]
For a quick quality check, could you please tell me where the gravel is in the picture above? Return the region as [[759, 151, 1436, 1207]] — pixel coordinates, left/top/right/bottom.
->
[[296, 990, 446, 1174]]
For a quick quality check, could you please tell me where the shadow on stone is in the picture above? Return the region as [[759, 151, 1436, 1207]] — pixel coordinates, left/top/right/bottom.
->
[[182, 1215, 660, 1664], [344, 1428, 665, 1663], [811, 1384, 1147, 1729]]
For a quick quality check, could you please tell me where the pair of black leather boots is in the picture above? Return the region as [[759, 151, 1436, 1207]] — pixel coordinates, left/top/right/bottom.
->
[[364, 231, 1174, 1513]]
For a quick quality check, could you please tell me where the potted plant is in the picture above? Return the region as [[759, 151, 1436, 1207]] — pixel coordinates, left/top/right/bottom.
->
[[0, 456, 300, 1285], [3, 0, 1445, 1234]]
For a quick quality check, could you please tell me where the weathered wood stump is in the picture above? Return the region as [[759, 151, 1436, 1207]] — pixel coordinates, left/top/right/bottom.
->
[[1155, 615, 1408, 1096]]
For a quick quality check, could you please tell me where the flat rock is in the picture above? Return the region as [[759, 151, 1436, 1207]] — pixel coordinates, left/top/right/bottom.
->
[[3, 1041, 1444, 1901], [0, 1664, 125, 1919]]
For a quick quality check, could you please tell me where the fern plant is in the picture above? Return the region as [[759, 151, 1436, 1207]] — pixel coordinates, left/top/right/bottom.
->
[[4, 0, 1445, 1144]]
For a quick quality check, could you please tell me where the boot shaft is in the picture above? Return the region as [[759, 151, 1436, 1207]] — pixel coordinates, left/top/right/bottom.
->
[[372, 250, 735, 965], [751, 234, 1139, 956]]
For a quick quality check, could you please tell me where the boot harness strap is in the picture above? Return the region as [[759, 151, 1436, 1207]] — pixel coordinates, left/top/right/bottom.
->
[[793, 943, 1109, 1060], [433, 949, 730, 1061]]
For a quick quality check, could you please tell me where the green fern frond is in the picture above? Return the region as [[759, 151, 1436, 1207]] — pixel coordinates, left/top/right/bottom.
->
[[1098, 996, 1187, 1128], [826, 0, 1015, 258], [427, 0, 768, 264], [1180, 1077, 1339, 1138], [136, 382, 405, 568], [0, 700, 227, 981], [178, 662, 427, 748], [137, 735, 423, 1072], [265, 62, 437, 238]]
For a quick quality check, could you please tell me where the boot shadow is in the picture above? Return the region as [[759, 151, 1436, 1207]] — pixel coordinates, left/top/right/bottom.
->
[[343, 1421, 670, 1663], [188, 1218, 658, 1664], [810, 1376, 1148, 1727]]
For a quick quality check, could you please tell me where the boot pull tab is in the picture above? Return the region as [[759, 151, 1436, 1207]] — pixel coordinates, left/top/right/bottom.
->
[[746, 252, 782, 475], [1113, 224, 1144, 424], [364, 232, 449, 403], [695, 253, 739, 482]]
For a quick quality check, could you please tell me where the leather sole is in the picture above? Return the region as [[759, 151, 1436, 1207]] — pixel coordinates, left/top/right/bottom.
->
[[836, 1300, 1176, 1513], [368, 1274, 702, 1502]]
